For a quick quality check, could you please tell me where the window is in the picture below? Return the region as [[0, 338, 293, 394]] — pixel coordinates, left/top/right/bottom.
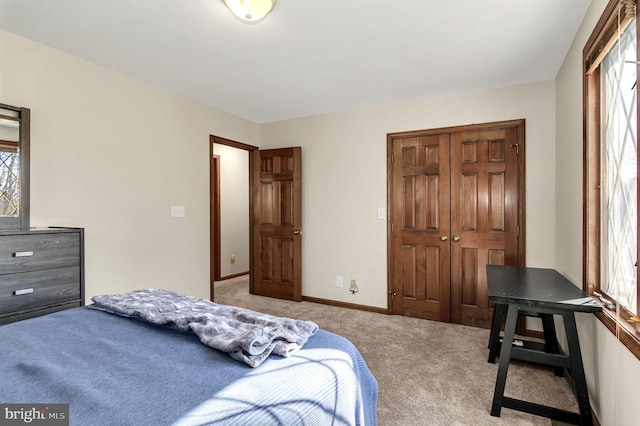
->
[[601, 16, 638, 315], [584, 0, 640, 360]]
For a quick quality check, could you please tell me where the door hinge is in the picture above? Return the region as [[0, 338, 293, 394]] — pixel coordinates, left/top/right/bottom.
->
[[391, 154, 394, 164], [511, 143, 520, 155], [391, 223, 394, 233], [516, 225, 520, 237]]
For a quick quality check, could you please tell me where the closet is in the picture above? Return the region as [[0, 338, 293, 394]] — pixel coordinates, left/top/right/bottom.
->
[[387, 120, 525, 328]]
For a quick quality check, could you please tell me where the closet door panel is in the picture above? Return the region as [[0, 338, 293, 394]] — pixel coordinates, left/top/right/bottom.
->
[[450, 126, 519, 328], [390, 134, 451, 322]]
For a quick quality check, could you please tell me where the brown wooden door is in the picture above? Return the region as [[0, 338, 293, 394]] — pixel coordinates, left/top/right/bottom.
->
[[449, 125, 521, 328], [389, 134, 452, 321], [251, 147, 302, 301], [388, 120, 524, 328]]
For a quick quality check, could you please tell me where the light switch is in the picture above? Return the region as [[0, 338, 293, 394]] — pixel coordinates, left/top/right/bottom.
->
[[171, 206, 186, 218], [377, 207, 386, 220]]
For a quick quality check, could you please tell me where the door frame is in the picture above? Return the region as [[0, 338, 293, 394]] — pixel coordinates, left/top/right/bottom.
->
[[386, 119, 526, 317], [209, 135, 258, 301], [212, 154, 221, 281]]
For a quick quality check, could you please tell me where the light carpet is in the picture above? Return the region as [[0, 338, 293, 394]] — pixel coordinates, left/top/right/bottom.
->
[[214, 276, 578, 426]]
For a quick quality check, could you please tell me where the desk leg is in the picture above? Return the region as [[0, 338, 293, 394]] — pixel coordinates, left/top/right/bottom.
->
[[487, 303, 506, 363], [490, 304, 519, 417], [563, 312, 594, 426], [541, 313, 563, 377]]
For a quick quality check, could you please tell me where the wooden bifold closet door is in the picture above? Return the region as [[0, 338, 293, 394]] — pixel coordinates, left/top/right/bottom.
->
[[387, 120, 524, 328]]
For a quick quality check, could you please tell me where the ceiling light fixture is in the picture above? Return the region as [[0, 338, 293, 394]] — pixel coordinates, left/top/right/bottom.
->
[[223, 0, 277, 23]]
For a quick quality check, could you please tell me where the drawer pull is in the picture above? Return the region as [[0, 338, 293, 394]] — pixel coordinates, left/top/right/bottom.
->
[[14, 288, 34, 296], [13, 251, 34, 257]]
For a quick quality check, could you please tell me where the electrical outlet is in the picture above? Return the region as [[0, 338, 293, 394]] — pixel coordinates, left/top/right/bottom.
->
[[336, 276, 344, 288], [349, 279, 359, 294]]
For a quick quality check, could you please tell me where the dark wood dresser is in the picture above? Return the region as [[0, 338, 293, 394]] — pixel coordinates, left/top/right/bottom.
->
[[0, 227, 84, 325]]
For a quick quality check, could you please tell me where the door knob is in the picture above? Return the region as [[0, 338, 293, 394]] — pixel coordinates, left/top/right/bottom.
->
[[293, 229, 302, 236], [440, 235, 448, 241], [453, 236, 461, 242]]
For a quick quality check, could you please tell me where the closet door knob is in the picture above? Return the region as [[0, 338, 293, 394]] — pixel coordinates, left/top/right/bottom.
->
[[453, 236, 461, 242], [440, 235, 448, 241]]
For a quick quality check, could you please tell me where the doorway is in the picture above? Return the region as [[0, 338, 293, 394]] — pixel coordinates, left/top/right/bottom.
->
[[386, 120, 525, 328], [209, 136, 303, 303], [209, 135, 257, 301]]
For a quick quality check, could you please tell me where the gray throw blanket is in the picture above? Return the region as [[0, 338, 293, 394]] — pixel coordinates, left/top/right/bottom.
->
[[89, 289, 318, 368]]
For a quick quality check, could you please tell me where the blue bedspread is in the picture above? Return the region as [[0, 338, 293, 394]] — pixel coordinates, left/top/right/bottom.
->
[[0, 308, 378, 425]]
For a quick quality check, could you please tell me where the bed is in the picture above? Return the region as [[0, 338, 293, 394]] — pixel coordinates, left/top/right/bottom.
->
[[0, 297, 378, 425]]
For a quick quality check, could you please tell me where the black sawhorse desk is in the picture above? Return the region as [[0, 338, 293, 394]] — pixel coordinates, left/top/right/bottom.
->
[[486, 265, 602, 425]]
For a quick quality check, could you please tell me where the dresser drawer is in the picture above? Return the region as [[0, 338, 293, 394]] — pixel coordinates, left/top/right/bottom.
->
[[0, 266, 81, 314], [0, 233, 80, 274]]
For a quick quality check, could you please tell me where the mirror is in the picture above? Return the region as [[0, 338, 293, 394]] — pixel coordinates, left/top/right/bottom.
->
[[0, 102, 30, 230]]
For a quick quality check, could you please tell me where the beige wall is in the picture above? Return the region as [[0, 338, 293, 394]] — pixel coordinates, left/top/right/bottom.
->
[[0, 29, 259, 301], [555, 0, 640, 424], [214, 143, 249, 277], [261, 81, 557, 308]]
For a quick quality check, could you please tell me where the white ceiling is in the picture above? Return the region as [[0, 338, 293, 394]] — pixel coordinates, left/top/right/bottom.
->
[[0, 0, 592, 123]]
